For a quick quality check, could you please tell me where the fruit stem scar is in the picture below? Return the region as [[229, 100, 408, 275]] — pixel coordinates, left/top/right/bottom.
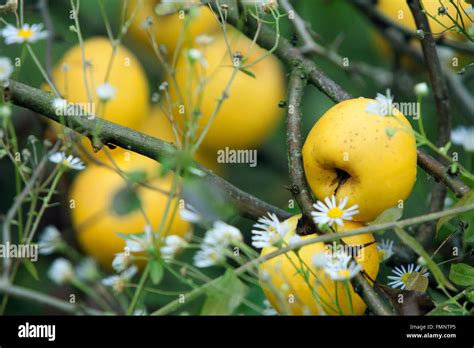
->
[[331, 168, 351, 195]]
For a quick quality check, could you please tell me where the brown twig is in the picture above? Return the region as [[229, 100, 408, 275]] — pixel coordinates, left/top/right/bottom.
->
[[408, 0, 452, 248], [286, 66, 316, 229], [417, 150, 470, 197], [351, 0, 474, 119]]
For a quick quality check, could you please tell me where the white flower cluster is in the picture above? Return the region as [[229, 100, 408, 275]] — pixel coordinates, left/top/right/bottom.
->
[[194, 221, 242, 268]]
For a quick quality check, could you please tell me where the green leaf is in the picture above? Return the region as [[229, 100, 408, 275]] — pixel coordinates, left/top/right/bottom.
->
[[239, 67, 257, 79], [436, 191, 474, 234], [23, 259, 39, 281], [394, 227, 456, 291], [149, 259, 164, 285], [111, 186, 142, 216], [405, 272, 429, 292], [201, 270, 247, 315], [466, 290, 474, 303], [369, 206, 403, 225], [449, 263, 474, 287]]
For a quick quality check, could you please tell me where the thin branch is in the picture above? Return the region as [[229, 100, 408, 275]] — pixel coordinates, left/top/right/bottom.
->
[[2, 142, 60, 280], [4, 79, 291, 221], [0, 280, 104, 315], [417, 150, 470, 197], [281, 0, 393, 86], [351, 0, 474, 120], [408, 0, 452, 248], [351, 0, 474, 55], [286, 67, 315, 228]]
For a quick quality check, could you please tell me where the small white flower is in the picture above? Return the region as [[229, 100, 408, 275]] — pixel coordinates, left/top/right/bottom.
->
[[1, 23, 48, 45], [52, 98, 68, 116], [195, 34, 214, 45], [251, 212, 291, 249], [102, 266, 138, 292], [414, 82, 429, 97], [112, 252, 133, 272], [312, 251, 329, 268], [311, 195, 359, 227], [451, 126, 474, 152], [377, 239, 394, 262], [49, 151, 85, 170], [365, 89, 395, 116], [193, 244, 225, 268], [324, 259, 361, 281], [48, 258, 74, 285], [0, 57, 13, 82], [187, 48, 208, 67], [125, 225, 154, 253], [160, 235, 187, 260], [387, 264, 430, 289], [179, 204, 201, 223], [188, 48, 203, 60], [38, 225, 62, 255], [96, 82, 116, 102], [203, 221, 242, 247], [75, 258, 99, 281]]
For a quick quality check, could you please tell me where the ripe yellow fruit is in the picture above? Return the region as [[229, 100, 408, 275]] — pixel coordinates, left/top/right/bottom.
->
[[302, 98, 417, 222], [127, 0, 219, 56], [259, 216, 379, 315], [377, 0, 473, 40], [70, 156, 189, 269], [52, 36, 149, 129], [169, 30, 286, 151], [374, 1, 473, 70]]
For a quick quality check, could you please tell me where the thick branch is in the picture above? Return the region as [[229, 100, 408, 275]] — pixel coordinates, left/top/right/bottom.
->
[[5, 80, 291, 221], [286, 67, 315, 228], [408, 0, 452, 247]]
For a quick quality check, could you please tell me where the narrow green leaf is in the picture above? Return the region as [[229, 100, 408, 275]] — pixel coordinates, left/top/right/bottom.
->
[[394, 227, 456, 291], [23, 259, 39, 281], [436, 191, 474, 234], [239, 67, 257, 79], [150, 259, 164, 285], [201, 270, 247, 315], [449, 263, 474, 287]]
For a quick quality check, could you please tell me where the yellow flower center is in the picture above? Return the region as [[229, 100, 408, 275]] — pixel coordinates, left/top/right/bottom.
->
[[338, 269, 351, 278], [327, 208, 344, 219], [18, 29, 33, 39], [401, 272, 412, 283]]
